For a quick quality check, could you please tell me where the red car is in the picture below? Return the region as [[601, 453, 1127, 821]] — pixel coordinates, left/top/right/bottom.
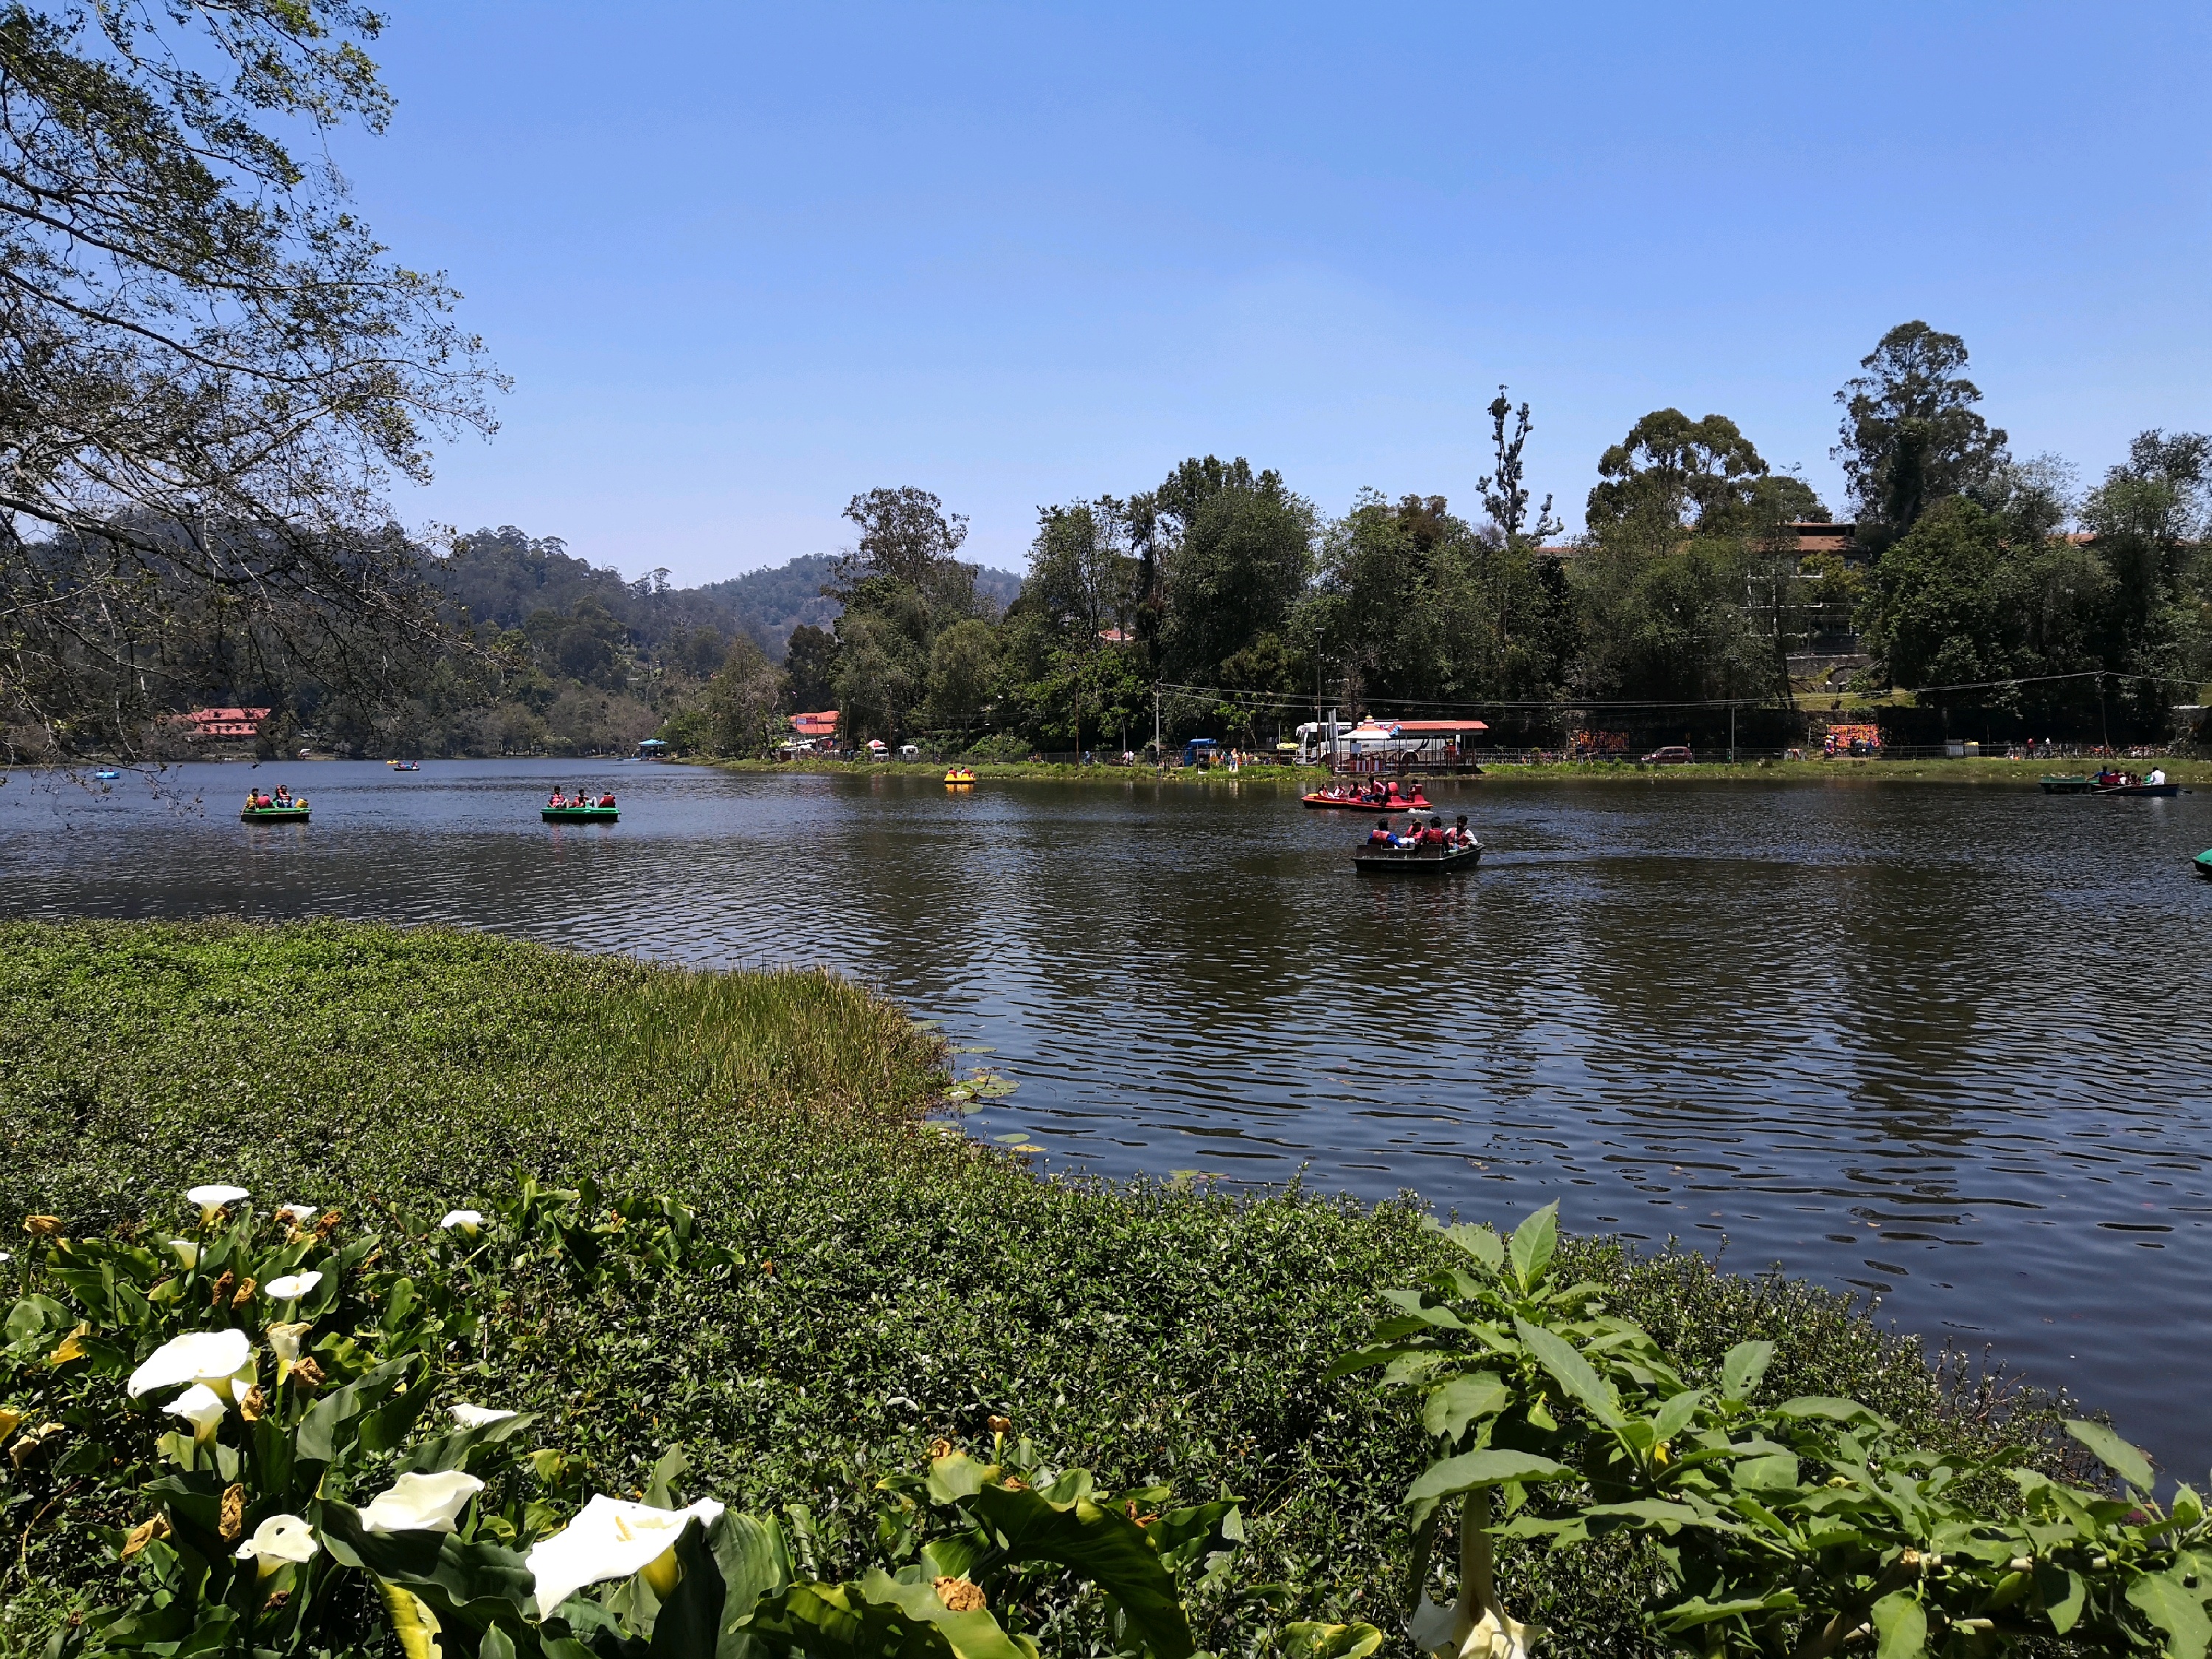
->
[[1640, 745, 1694, 764]]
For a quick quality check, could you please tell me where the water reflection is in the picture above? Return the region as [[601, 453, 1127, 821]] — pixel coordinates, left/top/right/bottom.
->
[[5, 759, 2212, 1472]]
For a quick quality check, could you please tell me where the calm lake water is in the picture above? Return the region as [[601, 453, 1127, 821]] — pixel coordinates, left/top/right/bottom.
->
[[7, 759, 2212, 1473]]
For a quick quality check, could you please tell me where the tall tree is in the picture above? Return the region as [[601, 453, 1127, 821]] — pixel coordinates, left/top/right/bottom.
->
[[782, 623, 839, 713], [1833, 322, 2007, 551], [0, 1, 500, 756], [1152, 456, 1314, 690], [828, 486, 979, 742], [1584, 409, 1774, 538], [1476, 388, 1561, 543]]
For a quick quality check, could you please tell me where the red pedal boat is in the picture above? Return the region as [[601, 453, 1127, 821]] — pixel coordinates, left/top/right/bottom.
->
[[1301, 788, 1430, 814]]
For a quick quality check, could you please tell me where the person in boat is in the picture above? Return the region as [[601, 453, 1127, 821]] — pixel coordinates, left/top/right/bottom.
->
[[1450, 814, 1474, 848], [1417, 815, 1449, 850], [272, 786, 291, 806], [1366, 819, 1395, 848], [597, 792, 616, 807]]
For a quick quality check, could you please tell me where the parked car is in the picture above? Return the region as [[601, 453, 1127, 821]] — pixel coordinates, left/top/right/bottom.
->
[[1641, 745, 1695, 764]]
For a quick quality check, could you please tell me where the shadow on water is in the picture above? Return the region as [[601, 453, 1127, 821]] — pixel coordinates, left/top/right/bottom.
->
[[7, 758, 2212, 1473]]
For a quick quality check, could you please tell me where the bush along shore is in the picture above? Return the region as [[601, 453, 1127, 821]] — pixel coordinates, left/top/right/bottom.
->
[[0, 921, 2160, 1658]]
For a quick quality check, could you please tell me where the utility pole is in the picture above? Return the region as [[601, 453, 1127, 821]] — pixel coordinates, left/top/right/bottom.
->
[[1154, 685, 1162, 772], [1729, 703, 1737, 763]]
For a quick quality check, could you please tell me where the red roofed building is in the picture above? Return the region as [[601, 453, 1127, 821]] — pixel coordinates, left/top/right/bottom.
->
[[789, 710, 839, 741], [176, 707, 271, 741]]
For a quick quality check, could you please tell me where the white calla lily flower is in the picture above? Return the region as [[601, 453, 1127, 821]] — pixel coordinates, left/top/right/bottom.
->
[[162, 1383, 226, 1444], [235, 1514, 319, 1575], [438, 1209, 484, 1236], [450, 1404, 518, 1429], [524, 1495, 724, 1614], [127, 1329, 252, 1400], [361, 1470, 485, 1534], [266, 1320, 312, 1381], [276, 1203, 317, 1224], [167, 1239, 199, 1270], [186, 1185, 249, 1224], [263, 1270, 322, 1301]]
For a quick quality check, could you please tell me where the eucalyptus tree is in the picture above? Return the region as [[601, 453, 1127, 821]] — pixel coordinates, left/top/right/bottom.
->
[[828, 487, 982, 742], [1833, 322, 2008, 553], [0, 0, 502, 757]]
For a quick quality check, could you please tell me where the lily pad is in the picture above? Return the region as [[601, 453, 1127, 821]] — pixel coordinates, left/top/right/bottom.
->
[[993, 1132, 1035, 1145], [951, 1045, 996, 1055], [909, 1019, 941, 1031], [945, 1086, 974, 1101], [966, 1076, 1019, 1099]]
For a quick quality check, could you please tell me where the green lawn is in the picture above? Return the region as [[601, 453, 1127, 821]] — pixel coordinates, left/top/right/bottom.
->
[[0, 921, 2078, 1653]]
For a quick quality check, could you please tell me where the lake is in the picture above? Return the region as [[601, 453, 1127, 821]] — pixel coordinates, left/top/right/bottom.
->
[[7, 758, 2212, 1475]]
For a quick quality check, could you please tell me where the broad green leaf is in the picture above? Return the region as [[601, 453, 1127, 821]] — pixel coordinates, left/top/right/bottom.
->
[[319, 1504, 537, 1618], [645, 1444, 690, 1508], [1404, 1449, 1567, 1505], [2037, 1563, 2085, 1634], [1651, 1388, 1704, 1444], [1422, 1374, 1508, 1442], [479, 1623, 517, 1659], [1871, 1592, 1926, 1659], [1507, 1204, 1558, 1291], [857, 1570, 1030, 1659], [968, 1482, 1193, 1659], [1772, 1397, 1884, 1426], [1657, 1591, 1803, 1630], [1581, 1499, 1715, 1533], [2067, 1419, 2154, 1492], [1282, 1621, 1384, 1659], [398, 1410, 542, 1475], [1440, 1225, 1502, 1272], [1513, 1320, 1619, 1427], [708, 1511, 788, 1635], [2129, 1571, 2212, 1659], [1730, 1453, 1800, 1492], [1720, 1340, 1775, 1402], [926, 1453, 995, 1504], [651, 1517, 726, 1658]]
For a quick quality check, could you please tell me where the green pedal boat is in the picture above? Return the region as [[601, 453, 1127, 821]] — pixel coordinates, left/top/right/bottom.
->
[[542, 804, 618, 822], [240, 805, 309, 822], [2196, 848, 2212, 881]]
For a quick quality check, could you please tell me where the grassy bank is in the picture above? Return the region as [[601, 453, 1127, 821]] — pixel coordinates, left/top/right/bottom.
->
[[0, 922, 2078, 1652]]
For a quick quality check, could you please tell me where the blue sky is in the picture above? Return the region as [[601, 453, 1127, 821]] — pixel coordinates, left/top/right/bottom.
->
[[334, 1, 2211, 583]]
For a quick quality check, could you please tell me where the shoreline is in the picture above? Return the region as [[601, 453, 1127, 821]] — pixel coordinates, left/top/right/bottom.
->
[[693, 753, 2212, 788]]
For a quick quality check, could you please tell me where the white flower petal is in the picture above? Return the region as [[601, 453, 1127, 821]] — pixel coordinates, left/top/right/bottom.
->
[[450, 1404, 519, 1429], [266, 1321, 311, 1365], [127, 1329, 252, 1399], [235, 1513, 318, 1565], [524, 1495, 724, 1614], [276, 1204, 317, 1223], [263, 1270, 322, 1300], [439, 1209, 484, 1231], [187, 1185, 249, 1210], [361, 1470, 485, 1534], [162, 1383, 226, 1434], [167, 1239, 200, 1270]]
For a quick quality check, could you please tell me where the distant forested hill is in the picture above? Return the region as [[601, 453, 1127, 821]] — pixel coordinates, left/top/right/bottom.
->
[[699, 554, 1022, 651]]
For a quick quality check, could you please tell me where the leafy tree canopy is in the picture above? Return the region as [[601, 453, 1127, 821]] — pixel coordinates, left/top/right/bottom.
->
[[1833, 321, 2008, 548]]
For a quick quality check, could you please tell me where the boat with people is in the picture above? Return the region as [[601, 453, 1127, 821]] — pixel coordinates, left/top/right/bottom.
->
[[240, 786, 308, 822], [542, 788, 617, 822], [93, 769, 119, 781], [2038, 775, 2091, 794], [2196, 848, 2212, 881], [1352, 813, 1481, 875], [1303, 780, 1432, 814], [388, 759, 421, 771], [2090, 766, 2180, 797], [943, 767, 977, 786]]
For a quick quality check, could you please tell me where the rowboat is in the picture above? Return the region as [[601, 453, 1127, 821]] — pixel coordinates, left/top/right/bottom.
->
[[2038, 775, 2091, 794], [1354, 842, 1482, 875], [2195, 849, 2212, 881], [1304, 791, 1431, 814], [2094, 783, 2181, 797], [542, 804, 618, 822], [241, 806, 309, 822]]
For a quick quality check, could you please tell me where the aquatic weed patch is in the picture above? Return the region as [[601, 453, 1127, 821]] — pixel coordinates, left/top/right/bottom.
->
[[0, 921, 2077, 1656]]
